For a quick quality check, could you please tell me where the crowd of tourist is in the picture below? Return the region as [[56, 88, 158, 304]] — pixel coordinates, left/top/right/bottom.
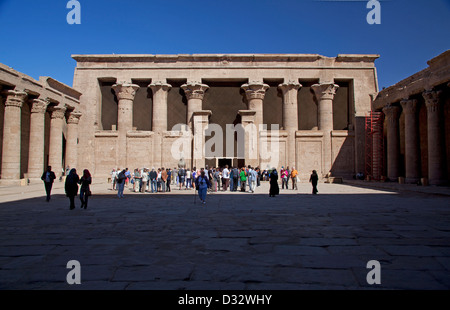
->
[[110, 165, 303, 196], [42, 164, 317, 210]]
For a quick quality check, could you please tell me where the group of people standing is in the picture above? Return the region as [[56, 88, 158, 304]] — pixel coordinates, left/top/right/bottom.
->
[[269, 168, 319, 197], [41, 166, 92, 210], [40, 164, 319, 210], [109, 165, 320, 202], [111, 165, 264, 195]]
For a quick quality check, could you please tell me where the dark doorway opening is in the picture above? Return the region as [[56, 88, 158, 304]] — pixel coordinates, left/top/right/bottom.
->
[[218, 158, 232, 168], [236, 159, 246, 169]]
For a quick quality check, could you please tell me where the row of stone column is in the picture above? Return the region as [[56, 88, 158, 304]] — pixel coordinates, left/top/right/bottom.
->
[[111, 81, 340, 172], [0, 90, 81, 184], [383, 88, 446, 185]]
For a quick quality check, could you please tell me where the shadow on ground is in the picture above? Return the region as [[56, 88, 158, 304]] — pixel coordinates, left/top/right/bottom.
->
[[0, 190, 449, 290]]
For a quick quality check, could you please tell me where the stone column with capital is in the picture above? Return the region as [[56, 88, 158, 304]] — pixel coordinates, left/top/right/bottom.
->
[[311, 83, 339, 176], [149, 82, 171, 132], [66, 111, 82, 171], [238, 110, 258, 168], [192, 110, 212, 169], [112, 83, 139, 169], [241, 83, 269, 129], [279, 81, 301, 168], [382, 105, 401, 181], [400, 99, 420, 183], [48, 106, 67, 178], [423, 90, 445, 185], [241, 83, 269, 168], [1, 90, 28, 184], [27, 98, 50, 181], [149, 82, 171, 168], [181, 82, 209, 131]]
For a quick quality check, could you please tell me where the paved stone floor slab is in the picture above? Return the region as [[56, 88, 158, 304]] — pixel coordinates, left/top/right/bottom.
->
[[0, 181, 449, 290]]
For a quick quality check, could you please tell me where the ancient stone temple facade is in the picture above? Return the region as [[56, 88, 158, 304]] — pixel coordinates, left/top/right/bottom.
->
[[72, 54, 379, 180], [0, 63, 82, 185], [372, 50, 450, 185]]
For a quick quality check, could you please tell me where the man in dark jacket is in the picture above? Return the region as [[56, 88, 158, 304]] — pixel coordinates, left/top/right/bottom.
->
[[116, 169, 127, 198], [149, 168, 158, 193], [232, 167, 239, 192], [41, 166, 56, 202]]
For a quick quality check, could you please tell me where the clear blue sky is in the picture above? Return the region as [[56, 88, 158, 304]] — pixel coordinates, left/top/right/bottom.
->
[[0, 0, 449, 89]]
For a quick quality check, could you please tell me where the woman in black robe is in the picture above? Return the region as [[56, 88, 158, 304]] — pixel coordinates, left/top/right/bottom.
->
[[269, 168, 280, 197], [309, 170, 319, 194], [65, 168, 80, 210]]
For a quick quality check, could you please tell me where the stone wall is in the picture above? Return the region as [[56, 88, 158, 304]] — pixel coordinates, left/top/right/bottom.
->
[[72, 54, 379, 180], [126, 132, 153, 170], [331, 131, 355, 177], [296, 131, 323, 180], [0, 63, 81, 185], [373, 50, 450, 185], [93, 132, 118, 175]]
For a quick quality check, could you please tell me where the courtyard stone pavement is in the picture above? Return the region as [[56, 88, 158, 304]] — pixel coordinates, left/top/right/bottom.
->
[[0, 179, 449, 290]]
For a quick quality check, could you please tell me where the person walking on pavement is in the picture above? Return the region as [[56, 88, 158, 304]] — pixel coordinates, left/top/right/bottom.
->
[[65, 168, 80, 210], [116, 169, 127, 198], [195, 169, 211, 205], [41, 165, 56, 202], [309, 170, 319, 195], [79, 169, 92, 209], [269, 168, 280, 197]]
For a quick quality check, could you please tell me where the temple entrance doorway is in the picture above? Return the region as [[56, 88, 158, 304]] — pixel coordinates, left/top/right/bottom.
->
[[218, 158, 232, 169]]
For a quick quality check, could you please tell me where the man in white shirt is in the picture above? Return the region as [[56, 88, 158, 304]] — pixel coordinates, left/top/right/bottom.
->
[[141, 169, 148, 193], [251, 168, 258, 193], [222, 165, 230, 191], [186, 169, 192, 189], [248, 166, 257, 193], [111, 169, 117, 190]]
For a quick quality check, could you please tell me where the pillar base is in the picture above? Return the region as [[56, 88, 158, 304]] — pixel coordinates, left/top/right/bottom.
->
[[28, 178, 44, 185], [0, 179, 27, 186], [429, 179, 448, 186], [387, 176, 399, 183], [405, 177, 420, 184]]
